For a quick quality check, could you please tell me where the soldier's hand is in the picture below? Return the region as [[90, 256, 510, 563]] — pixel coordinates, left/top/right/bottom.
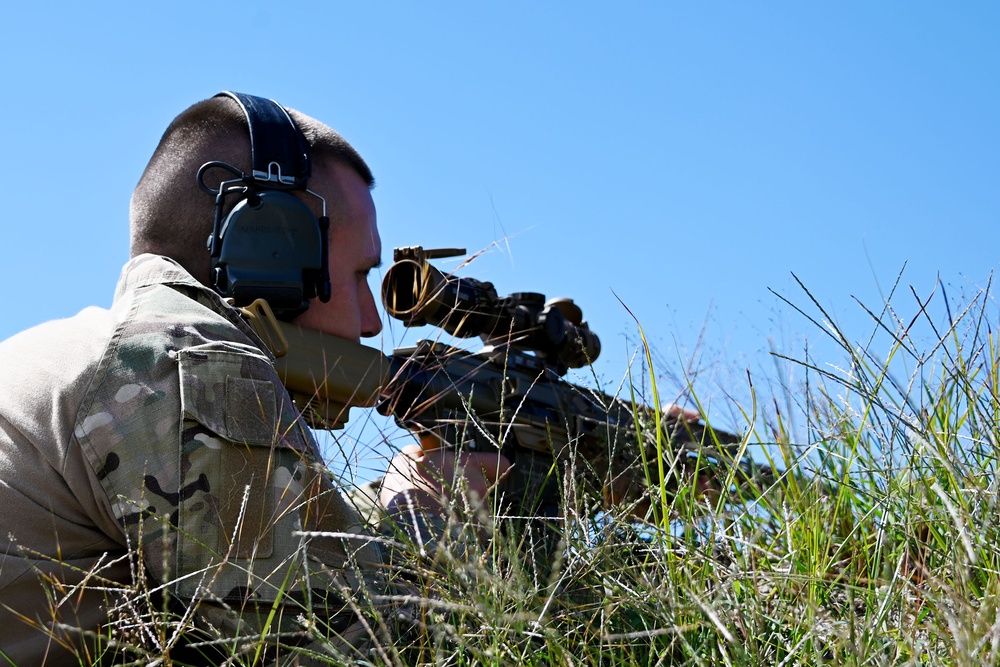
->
[[604, 402, 702, 517], [379, 442, 511, 516], [662, 402, 701, 425]]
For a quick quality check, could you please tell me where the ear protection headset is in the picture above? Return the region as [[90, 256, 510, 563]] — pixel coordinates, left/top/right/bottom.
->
[[198, 91, 332, 320]]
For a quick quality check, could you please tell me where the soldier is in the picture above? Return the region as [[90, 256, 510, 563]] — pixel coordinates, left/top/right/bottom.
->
[[0, 92, 504, 664]]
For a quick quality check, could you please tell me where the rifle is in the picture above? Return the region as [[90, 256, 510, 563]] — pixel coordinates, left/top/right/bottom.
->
[[241, 246, 776, 520]]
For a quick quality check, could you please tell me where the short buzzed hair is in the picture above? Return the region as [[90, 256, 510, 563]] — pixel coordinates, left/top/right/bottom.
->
[[129, 94, 374, 285]]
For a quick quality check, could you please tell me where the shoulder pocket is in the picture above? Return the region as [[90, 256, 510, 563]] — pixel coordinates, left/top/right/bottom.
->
[[173, 342, 372, 605], [175, 342, 302, 587], [178, 342, 278, 446]]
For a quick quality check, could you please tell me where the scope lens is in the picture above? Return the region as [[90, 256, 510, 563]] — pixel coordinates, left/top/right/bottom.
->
[[381, 259, 423, 319]]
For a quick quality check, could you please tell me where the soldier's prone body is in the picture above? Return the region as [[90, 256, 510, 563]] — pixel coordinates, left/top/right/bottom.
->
[[0, 93, 502, 664]]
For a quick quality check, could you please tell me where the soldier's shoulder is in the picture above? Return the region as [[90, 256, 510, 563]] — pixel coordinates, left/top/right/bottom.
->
[[0, 306, 115, 385]]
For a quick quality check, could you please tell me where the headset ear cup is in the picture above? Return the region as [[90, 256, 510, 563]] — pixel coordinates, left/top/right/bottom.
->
[[214, 191, 325, 317], [298, 216, 330, 302]]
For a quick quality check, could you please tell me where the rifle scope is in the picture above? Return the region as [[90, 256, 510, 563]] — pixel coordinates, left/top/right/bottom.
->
[[381, 246, 600, 372]]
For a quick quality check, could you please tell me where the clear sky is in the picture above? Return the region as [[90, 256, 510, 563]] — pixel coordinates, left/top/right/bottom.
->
[[2, 3, 997, 477]]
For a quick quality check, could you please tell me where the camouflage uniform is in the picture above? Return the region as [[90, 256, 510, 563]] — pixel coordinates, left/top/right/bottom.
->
[[0, 254, 389, 664]]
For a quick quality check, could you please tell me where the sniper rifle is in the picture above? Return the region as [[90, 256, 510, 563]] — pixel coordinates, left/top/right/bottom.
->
[[241, 246, 776, 520]]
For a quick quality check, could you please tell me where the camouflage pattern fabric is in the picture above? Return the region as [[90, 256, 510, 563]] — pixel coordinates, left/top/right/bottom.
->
[[0, 255, 390, 664]]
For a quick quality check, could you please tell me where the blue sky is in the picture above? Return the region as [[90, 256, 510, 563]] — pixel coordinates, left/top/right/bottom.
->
[[2, 3, 998, 476]]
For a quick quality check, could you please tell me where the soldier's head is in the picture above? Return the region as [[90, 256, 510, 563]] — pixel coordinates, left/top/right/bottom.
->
[[130, 95, 382, 342]]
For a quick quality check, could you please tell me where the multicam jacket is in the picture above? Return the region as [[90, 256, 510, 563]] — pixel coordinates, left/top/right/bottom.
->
[[0, 254, 388, 664]]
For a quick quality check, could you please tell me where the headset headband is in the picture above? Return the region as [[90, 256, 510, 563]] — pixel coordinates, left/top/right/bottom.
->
[[215, 91, 311, 187]]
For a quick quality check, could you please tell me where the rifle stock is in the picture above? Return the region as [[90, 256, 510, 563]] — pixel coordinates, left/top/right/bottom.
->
[[240, 299, 389, 429]]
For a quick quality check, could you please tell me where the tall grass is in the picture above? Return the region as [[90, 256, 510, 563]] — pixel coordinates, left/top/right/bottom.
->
[[42, 273, 1000, 665]]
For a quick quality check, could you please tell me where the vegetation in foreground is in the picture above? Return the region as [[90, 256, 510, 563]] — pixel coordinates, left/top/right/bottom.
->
[[21, 274, 1000, 666]]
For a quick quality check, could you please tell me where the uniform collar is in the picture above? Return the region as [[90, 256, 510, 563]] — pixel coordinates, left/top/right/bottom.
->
[[113, 254, 275, 360]]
